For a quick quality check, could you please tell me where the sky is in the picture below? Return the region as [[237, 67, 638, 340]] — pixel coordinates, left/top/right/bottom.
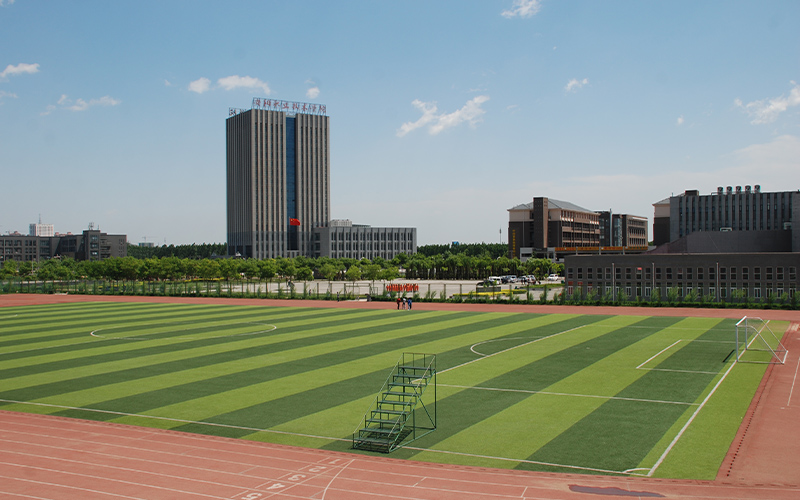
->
[[1, 0, 799, 247]]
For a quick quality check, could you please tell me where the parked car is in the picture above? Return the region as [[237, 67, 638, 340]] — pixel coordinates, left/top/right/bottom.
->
[[547, 274, 562, 282]]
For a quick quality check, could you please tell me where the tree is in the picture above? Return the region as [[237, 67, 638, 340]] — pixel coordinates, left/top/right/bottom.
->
[[318, 262, 339, 281], [1, 259, 18, 278], [362, 263, 381, 282], [345, 265, 362, 282], [296, 266, 314, 281], [258, 259, 277, 280], [196, 259, 221, 280]]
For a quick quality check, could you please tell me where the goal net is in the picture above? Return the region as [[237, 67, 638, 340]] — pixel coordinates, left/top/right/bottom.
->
[[735, 316, 788, 364]]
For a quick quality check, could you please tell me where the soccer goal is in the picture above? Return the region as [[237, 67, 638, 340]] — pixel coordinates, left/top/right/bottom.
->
[[735, 316, 789, 364]]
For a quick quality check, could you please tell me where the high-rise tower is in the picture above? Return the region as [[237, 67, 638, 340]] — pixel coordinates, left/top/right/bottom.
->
[[226, 99, 330, 258]]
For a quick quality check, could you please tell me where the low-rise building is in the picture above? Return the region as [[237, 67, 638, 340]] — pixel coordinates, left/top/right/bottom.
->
[[0, 229, 127, 263], [312, 220, 416, 260]]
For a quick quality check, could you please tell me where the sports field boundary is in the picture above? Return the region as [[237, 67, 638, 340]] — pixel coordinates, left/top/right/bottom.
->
[[1, 292, 799, 499]]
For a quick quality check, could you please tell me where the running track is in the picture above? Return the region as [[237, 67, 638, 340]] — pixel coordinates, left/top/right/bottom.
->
[[1, 293, 799, 499]]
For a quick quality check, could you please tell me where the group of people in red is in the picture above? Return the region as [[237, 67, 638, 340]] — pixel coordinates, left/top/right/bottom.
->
[[395, 296, 413, 310]]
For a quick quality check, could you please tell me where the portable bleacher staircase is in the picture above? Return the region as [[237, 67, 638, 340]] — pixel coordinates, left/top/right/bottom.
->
[[352, 353, 436, 453]]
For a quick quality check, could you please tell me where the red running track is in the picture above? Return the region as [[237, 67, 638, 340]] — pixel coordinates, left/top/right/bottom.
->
[[1, 294, 800, 499]]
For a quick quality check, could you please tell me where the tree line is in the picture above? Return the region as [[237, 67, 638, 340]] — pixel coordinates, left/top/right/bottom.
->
[[0, 242, 562, 282]]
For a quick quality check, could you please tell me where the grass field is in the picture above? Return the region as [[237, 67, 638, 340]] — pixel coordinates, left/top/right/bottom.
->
[[0, 301, 784, 479]]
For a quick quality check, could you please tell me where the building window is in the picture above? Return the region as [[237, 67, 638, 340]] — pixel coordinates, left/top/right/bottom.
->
[[697, 267, 703, 280], [709, 267, 716, 280], [766, 267, 773, 280], [753, 287, 761, 299], [666, 268, 673, 280], [777, 267, 784, 280], [742, 267, 749, 280], [754, 267, 761, 280], [615, 267, 622, 280], [577, 268, 583, 279], [686, 267, 693, 280], [730, 267, 736, 280], [656, 267, 662, 280]]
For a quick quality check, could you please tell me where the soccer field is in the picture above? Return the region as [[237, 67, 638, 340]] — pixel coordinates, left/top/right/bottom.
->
[[0, 301, 783, 479]]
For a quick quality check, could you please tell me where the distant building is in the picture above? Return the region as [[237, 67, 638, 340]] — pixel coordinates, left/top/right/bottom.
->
[[29, 223, 54, 237], [563, 184, 800, 304], [226, 99, 330, 259], [313, 220, 416, 260], [226, 99, 417, 261], [508, 197, 648, 260], [658, 186, 797, 246], [597, 211, 649, 248], [0, 229, 127, 263]]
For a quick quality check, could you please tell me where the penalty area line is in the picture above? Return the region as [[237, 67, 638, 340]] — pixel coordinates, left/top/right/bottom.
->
[[647, 357, 738, 477], [440, 324, 588, 376]]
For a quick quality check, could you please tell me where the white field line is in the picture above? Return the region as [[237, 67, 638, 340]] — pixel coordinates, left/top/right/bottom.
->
[[0, 399, 350, 444], [438, 384, 697, 406], [90, 322, 277, 341], [788, 354, 800, 407], [470, 337, 544, 357], [440, 324, 588, 376], [400, 445, 634, 476], [647, 358, 738, 477], [639, 368, 721, 375], [636, 340, 682, 370]]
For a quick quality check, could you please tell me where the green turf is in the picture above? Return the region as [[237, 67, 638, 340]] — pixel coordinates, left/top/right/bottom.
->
[[0, 302, 782, 479]]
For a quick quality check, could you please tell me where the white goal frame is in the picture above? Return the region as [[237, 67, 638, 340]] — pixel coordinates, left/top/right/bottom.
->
[[735, 316, 788, 364]]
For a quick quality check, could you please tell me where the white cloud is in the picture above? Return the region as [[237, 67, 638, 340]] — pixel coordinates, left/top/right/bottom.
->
[[0, 0, 16, 7], [501, 0, 542, 19], [0, 62, 39, 79], [677, 115, 684, 126], [735, 81, 800, 124], [306, 86, 320, 99], [164, 79, 172, 87], [397, 96, 490, 137], [42, 94, 121, 114], [188, 77, 211, 94], [217, 75, 271, 95], [565, 78, 589, 93], [0, 90, 18, 101]]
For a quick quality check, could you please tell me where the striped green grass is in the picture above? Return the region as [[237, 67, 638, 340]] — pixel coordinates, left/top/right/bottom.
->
[[0, 302, 780, 479]]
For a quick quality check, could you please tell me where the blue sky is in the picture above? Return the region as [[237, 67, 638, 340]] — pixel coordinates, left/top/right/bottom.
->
[[1, 0, 798, 247]]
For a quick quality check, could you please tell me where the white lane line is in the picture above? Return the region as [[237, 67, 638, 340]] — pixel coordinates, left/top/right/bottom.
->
[[788, 354, 800, 407]]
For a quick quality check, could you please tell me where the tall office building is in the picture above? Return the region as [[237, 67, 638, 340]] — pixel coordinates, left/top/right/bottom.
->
[[227, 99, 330, 259]]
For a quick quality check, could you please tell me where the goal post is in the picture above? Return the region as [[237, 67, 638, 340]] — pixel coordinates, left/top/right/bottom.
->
[[735, 316, 789, 364]]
